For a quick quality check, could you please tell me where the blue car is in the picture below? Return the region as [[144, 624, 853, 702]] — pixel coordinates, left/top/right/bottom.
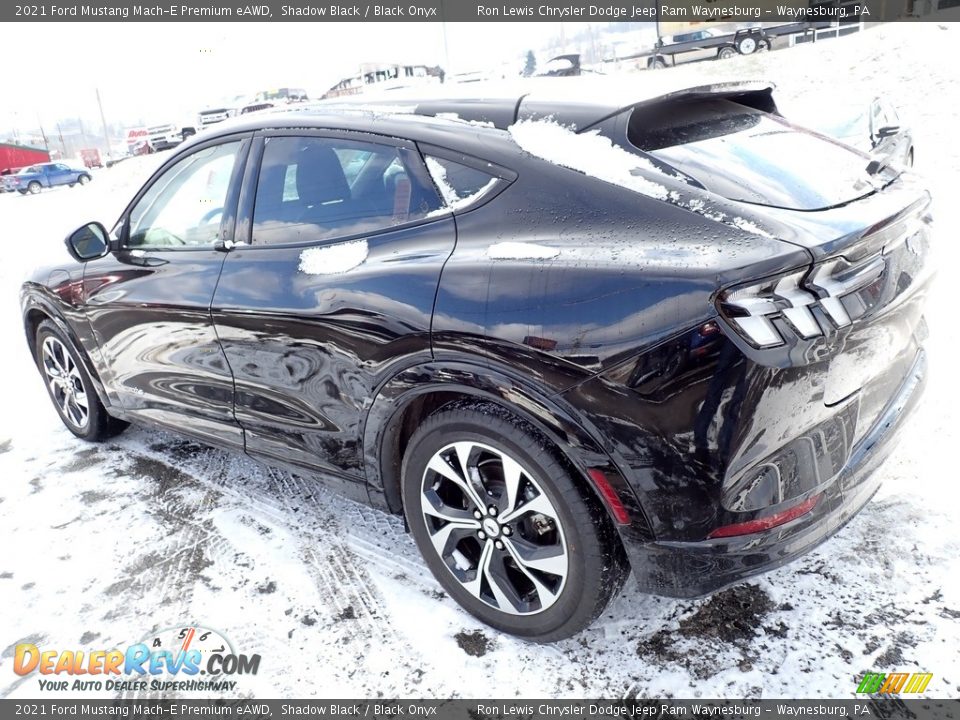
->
[[3, 162, 92, 194]]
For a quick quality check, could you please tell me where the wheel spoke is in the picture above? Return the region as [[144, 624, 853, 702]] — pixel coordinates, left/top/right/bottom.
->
[[427, 519, 478, 557], [422, 490, 481, 526], [500, 492, 555, 525], [482, 546, 524, 613], [504, 535, 567, 577], [461, 540, 494, 599], [427, 451, 485, 512], [500, 454, 524, 515], [503, 540, 561, 606]]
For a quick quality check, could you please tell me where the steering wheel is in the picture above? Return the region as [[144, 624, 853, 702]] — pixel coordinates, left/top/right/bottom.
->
[[200, 207, 224, 225]]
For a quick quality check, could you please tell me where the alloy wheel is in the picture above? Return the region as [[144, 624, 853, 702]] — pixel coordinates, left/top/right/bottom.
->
[[41, 336, 89, 430], [419, 441, 569, 615]]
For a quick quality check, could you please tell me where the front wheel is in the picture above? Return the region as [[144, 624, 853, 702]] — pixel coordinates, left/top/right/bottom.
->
[[28, 181, 41, 194], [401, 403, 627, 641], [78, 174, 91, 185], [35, 320, 128, 441], [718, 47, 737, 60]]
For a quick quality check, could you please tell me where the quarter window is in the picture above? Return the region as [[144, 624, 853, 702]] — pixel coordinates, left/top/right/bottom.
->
[[251, 136, 440, 246], [424, 156, 498, 207], [128, 141, 242, 249]]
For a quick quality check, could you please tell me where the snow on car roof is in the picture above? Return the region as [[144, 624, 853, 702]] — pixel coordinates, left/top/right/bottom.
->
[[305, 76, 776, 131]]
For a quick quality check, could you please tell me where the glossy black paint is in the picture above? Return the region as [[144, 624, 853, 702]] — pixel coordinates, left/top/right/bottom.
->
[[20, 92, 932, 598]]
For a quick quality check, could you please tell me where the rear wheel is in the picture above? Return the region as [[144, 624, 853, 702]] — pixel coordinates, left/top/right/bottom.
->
[[401, 403, 627, 641], [35, 320, 128, 441], [718, 47, 737, 60]]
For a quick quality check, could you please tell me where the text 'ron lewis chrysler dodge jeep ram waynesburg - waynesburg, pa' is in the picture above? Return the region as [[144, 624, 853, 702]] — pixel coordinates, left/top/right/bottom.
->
[[21, 78, 932, 641]]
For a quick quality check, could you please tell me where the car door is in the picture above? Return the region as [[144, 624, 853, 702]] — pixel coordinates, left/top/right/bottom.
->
[[55, 163, 72, 186], [211, 130, 452, 500], [82, 135, 250, 448]]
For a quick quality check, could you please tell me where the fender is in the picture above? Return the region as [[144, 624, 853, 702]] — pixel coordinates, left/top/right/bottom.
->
[[361, 358, 654, 543], [20, 283, 121, 412]]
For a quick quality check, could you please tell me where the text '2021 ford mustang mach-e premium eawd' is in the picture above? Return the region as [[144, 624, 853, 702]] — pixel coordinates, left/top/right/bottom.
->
[[21, 80, 932, 641]]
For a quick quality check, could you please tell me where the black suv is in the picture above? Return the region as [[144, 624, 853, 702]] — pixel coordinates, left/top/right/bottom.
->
[[21, 80, 932, 641]]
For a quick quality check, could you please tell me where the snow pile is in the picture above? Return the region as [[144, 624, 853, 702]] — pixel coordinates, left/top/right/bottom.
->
[[508, 119, 674, 201], [298, 239, 368, 275]]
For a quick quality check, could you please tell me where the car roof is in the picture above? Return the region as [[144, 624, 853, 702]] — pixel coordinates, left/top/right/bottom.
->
[[201, 77, 776, 141]]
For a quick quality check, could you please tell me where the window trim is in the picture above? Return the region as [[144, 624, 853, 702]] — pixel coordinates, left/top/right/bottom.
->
[[416, 143, 516, 218], [235, 129, 447, 251], [115, 133, 252, 253]]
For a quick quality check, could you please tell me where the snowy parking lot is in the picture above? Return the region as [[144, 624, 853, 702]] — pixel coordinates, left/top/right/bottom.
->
[[1, 23, 959, 699]]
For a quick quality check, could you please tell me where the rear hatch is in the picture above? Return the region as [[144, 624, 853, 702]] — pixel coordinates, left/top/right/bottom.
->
[[631, 96, 933, 439], [629, 96, 897, 212]]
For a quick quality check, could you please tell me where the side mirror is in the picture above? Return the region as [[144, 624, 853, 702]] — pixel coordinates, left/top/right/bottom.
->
[[876, 125, 901, 139], [65, 222, 110, 262]]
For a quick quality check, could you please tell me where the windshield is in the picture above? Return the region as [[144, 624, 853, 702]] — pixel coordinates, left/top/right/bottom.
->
[[629, 98, 879, 211]]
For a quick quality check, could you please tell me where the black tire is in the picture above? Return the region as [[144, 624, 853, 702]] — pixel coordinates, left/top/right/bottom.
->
[[28, 181, 41, 194], [650, 57, 667, 70], [756, 39, 770, 52], [35, 320, 129, 442], [907, 148, 915, 167], [401, 402, 628, 642], [18, 189, 27, 195], [78, 174, 91, 186], [718, 46, 737, 60]]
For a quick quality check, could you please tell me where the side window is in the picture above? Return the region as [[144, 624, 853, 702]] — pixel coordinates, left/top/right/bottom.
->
[[128, 141, 241, 249], [252, 136, 441, 246], [424, 156, 498, 208]]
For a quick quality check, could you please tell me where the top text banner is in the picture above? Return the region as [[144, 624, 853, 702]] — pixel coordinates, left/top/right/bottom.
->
[[4, 0, 915, 22]]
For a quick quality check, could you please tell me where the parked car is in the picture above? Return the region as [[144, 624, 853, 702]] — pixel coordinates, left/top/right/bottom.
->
[[146, 123, 196, 152], [3, 162, 91, 194], [797, 97, 914, 168], [21, 80, 932, 641]]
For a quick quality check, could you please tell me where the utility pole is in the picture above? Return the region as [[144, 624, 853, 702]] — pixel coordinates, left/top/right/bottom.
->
[[36, 112, 49, 151], [96, 87, 110, 152], [440, 22, 451, 79], [57, 122, 67, 157]]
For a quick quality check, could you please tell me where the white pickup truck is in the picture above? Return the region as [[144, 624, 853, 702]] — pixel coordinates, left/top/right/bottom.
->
[[146, 122, 197, 152]]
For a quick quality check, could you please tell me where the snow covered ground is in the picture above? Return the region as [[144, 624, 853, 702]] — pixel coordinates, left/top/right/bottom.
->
[[1, 22, 959, 700]]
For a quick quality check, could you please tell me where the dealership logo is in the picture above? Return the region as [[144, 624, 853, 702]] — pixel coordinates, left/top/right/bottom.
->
[[13, 625, 260, 692], [855, 672, 933, 694]]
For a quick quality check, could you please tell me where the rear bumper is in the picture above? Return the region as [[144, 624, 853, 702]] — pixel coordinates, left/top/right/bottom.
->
[[625, 347, 926, 598]]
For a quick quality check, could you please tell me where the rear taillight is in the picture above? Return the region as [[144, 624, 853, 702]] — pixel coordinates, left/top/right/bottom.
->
[[719, 258, 884, 348], [707, 493, 821, 539]]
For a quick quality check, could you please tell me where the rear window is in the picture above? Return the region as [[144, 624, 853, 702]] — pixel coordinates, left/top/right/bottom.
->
[[627, 98, 879, 211]]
